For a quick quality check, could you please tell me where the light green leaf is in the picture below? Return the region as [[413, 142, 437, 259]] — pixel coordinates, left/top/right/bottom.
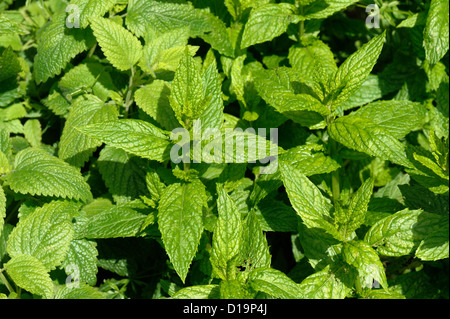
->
[[248, 267, 302, 299], [335, 178, 374, 239], [5, 255, 53, 299], [170, 48, 205, 127], [329, 32, 386, 110], [7, 201, 75, 271], [55, 283, 106, 299], [423, 0, 449, 65], [70, 0, 116, 29], [34, 12, 94, 84], [342, 240, 388, 290], [364, 209, 444, 257], [297, 264, 354, 299], [210, 184, 242, 280], [90, 17, 143, 71], [172, 284, 220, 299], [328, 116, 412, 168], [158, 179, 207, 282], [352, 100, 426, 139], [59, 95, 119, 167], [302, 0, 359, 20], [4, 148, 93, 202], [80, 203, 148, 239], [23, 119, 42, 148], [78, 119, 172, 162], [280, 161, 340, 239], [241, 3, 299, 49], [62, 239, 98, 286]]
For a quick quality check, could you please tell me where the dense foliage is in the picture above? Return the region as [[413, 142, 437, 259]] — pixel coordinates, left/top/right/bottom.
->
[[0, 0, 448, 299]]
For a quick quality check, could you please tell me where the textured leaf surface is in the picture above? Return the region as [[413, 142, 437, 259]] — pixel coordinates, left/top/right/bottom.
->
[[62, 239, 98, 286], [78, 119, 172, 162], [90, 17, 143, 71], [5, 255, 53, 299], [0, 186, 5, 237], [241, 3, 299, 49], [210, 184, 242, 280], [7, 201, 75, 271], [328, 116, 412, 168], [71, 0, 116, 29], [4, 148, 92, 202], [415, 220, 449, 261], [342, 240, 388, 289], [423, 0, 449, 65], [34, 12, 94, 84], [364, 209, 444, 257], [158, 179, 207, 282], [248, 268, 302, 298], [302, 0, 359, 19], [59, 95, 119, 167]]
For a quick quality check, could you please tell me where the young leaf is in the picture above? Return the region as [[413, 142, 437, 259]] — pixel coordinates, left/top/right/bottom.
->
[[158, 179, 207, 283], [6, 201, 75, 271], [423, 0, 449, 65], [328, 32, 386, 110], [342, 240, 388, 290], [23, 119, 42, 148], [5, 254, 54, 299], [59, 95, 119, 167], [90, 17, 143, 71], [280, 161, 340, 239], [170, 48, 205, 127], [210, 184, 243, 280], [34, 12, 94, 84], [4, 148, 93, 202], [78, 119, 172, 162], [241, 3, 299, 49]]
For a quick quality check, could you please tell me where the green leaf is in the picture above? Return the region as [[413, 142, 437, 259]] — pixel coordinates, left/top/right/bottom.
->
[[351, 100, 426, 139], [55, 283, 106, 299], [241, 3, 299, 49], [80, 202, 148, 239], [0, 46, 21, 82], [70, 0, 116, 29], [335, 178, 374, 239], [342, 240, 388, 290], [364, 209, 444, 257], [297, 264, 354, 299], [4, 148, 93, 202], [210, 184, 242, 280], [62, 239, 98, 286], [5, 255, 53, 299], [170, 48, 205, 127], [280, 161, 340, 239], [158, 179, 207, 282], [90, 17, 143, 71], [98, 146, 149, 203], [329, 32, 386, 110], [423, 0, 449, 65], [302, 0, 359, 20], [78, 119, 172, 162], [59, 95, 119, 167], [7, 201, 75, 271], [248, 267, 302, 298], [415, 219, 449, 261], [135, 80, 180, 131], [328, 115, 412, 168], [34, 12, 94, 84], [172, 284, 220, 299], [23, 119, 42, 148]]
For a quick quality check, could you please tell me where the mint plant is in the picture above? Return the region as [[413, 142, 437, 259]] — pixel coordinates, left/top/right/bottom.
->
[[0, 0, 448, 300]]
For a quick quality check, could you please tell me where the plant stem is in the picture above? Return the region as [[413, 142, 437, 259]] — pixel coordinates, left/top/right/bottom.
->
[[0, 269, 15, 295]]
